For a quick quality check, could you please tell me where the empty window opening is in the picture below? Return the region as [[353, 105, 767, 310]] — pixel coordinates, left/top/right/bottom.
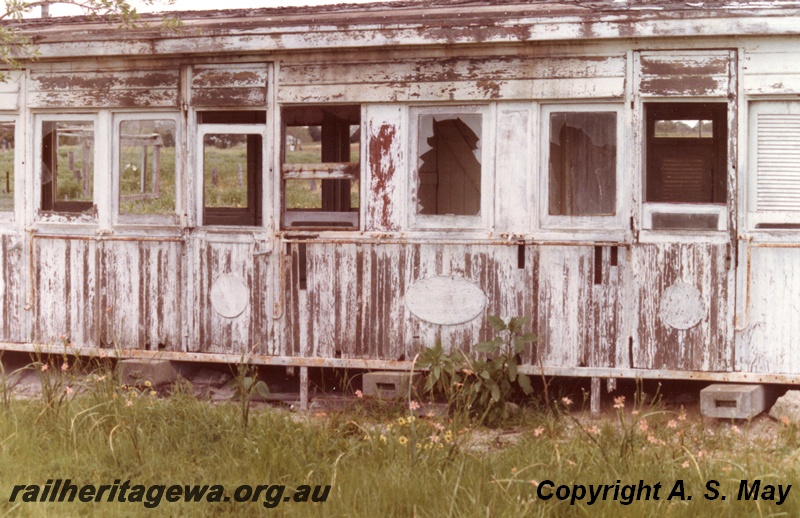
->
[[548, 112, 617, 216], [417, 113, 482, 216], [41, 121, 94, 213], [199, 111, 263, 227], [646, 103, 727, 205], [0, 122, 13, 212], [119, 119, 176, 216], [282, 105, 360, 229]]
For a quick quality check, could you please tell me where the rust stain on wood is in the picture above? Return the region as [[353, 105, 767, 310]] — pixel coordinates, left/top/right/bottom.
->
[[367, 123, 398, 231]]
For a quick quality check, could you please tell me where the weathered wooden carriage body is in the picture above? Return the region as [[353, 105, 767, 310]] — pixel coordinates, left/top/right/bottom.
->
[[1, 1, 800, 385]]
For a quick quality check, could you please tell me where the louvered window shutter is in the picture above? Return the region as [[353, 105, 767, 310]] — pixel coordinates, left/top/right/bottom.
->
[[756, 113, 800, 212]]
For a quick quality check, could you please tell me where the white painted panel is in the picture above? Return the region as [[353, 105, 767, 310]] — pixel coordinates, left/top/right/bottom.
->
[[364, 104, 405, 232], [0, 71, 21, 110], [743, 48, 800, 94], [405, 275, 486, 325], [494, 103, 531, 233], [741, 247, 800, 375]]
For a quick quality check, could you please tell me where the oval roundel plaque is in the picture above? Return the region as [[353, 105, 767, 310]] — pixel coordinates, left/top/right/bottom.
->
[[210, 274, 250, 319], [404, 275, 487, 325], [659, 282, 705, 330]]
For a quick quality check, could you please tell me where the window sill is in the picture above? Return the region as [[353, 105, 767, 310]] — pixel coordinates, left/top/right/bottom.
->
[[637, 229, 730, 245]]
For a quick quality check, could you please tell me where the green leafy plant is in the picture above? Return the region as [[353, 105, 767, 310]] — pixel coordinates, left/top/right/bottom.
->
[[225, 354, 270, 432], [417, 316, 537, 427]]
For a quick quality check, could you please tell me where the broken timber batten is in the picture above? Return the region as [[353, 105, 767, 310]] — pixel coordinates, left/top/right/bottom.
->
[[0, 1, 798, 396]]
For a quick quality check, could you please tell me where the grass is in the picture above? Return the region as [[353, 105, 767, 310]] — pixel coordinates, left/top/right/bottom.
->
[[2, 364, 799, 516]]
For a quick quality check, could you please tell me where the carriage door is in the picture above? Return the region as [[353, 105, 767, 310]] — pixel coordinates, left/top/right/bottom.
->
[[630, 51, 736, 372], [188, 64, 273, 355]]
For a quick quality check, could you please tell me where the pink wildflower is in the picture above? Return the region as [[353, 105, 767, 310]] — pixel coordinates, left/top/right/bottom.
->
[[354, 390, 363, 399], [534, 427, 545, 437], [667, 420, 678, 429], [40, 364, 48, 372], [638, 419, 649, 432], [561, 397, 573, 407], [409, 400, 420, 411], [61, 363, 69, 372]]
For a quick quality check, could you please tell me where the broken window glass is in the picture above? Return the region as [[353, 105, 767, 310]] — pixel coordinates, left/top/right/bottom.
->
[[41, 121, 94, 213], [416, 113, 482, 216], [119, 119, 176, 216], [548, 112, 617, 216]]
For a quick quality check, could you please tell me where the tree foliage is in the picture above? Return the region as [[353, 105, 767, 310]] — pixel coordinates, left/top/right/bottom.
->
[[0, 0, 180, 77]]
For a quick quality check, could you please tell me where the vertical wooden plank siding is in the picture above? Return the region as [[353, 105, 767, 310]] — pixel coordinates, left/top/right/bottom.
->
[[282, 242, 620, 367], [98, 240, 183, 351], [33, 237, 98, 347], [196, 239, 271, 354], [0, 234, 25, 343], [740, 247, 800, 374], [632, 243, 731, 372]]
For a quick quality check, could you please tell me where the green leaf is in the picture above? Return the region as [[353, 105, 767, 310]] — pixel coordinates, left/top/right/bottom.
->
[[487, 316, 506, 332], [517, 373, 533, 395], [254, 381, 271, 399], [508, 359, 517, 381], [242, 377, 255, 392], [491, 383, 501, 402], [474, 340, 500, 354], [519, 332, 538, 344], [433, 364, 441, 381], [513, 336, 525, 354]]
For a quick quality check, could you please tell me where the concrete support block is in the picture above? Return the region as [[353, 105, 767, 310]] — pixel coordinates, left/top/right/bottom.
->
[[118, 359, 177, 387], [700, 384, 766, 419], [362, 371, 421, 400]]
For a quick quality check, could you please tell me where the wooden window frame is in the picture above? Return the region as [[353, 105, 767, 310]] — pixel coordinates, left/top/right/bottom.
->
[[0, 115, 18, 224], [35, 113, 98, 221], [539, 104, 625, 231], [642, 102, 728, 232], [408, 104, 494, 231], [747, 100, 800, 230], [280, 105, 361, 231], [196, 121, 266, 228], [113, 112, 181, 226]]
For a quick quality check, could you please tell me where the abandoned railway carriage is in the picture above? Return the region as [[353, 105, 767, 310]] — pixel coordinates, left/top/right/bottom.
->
[[2, 0, 800, 401]]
